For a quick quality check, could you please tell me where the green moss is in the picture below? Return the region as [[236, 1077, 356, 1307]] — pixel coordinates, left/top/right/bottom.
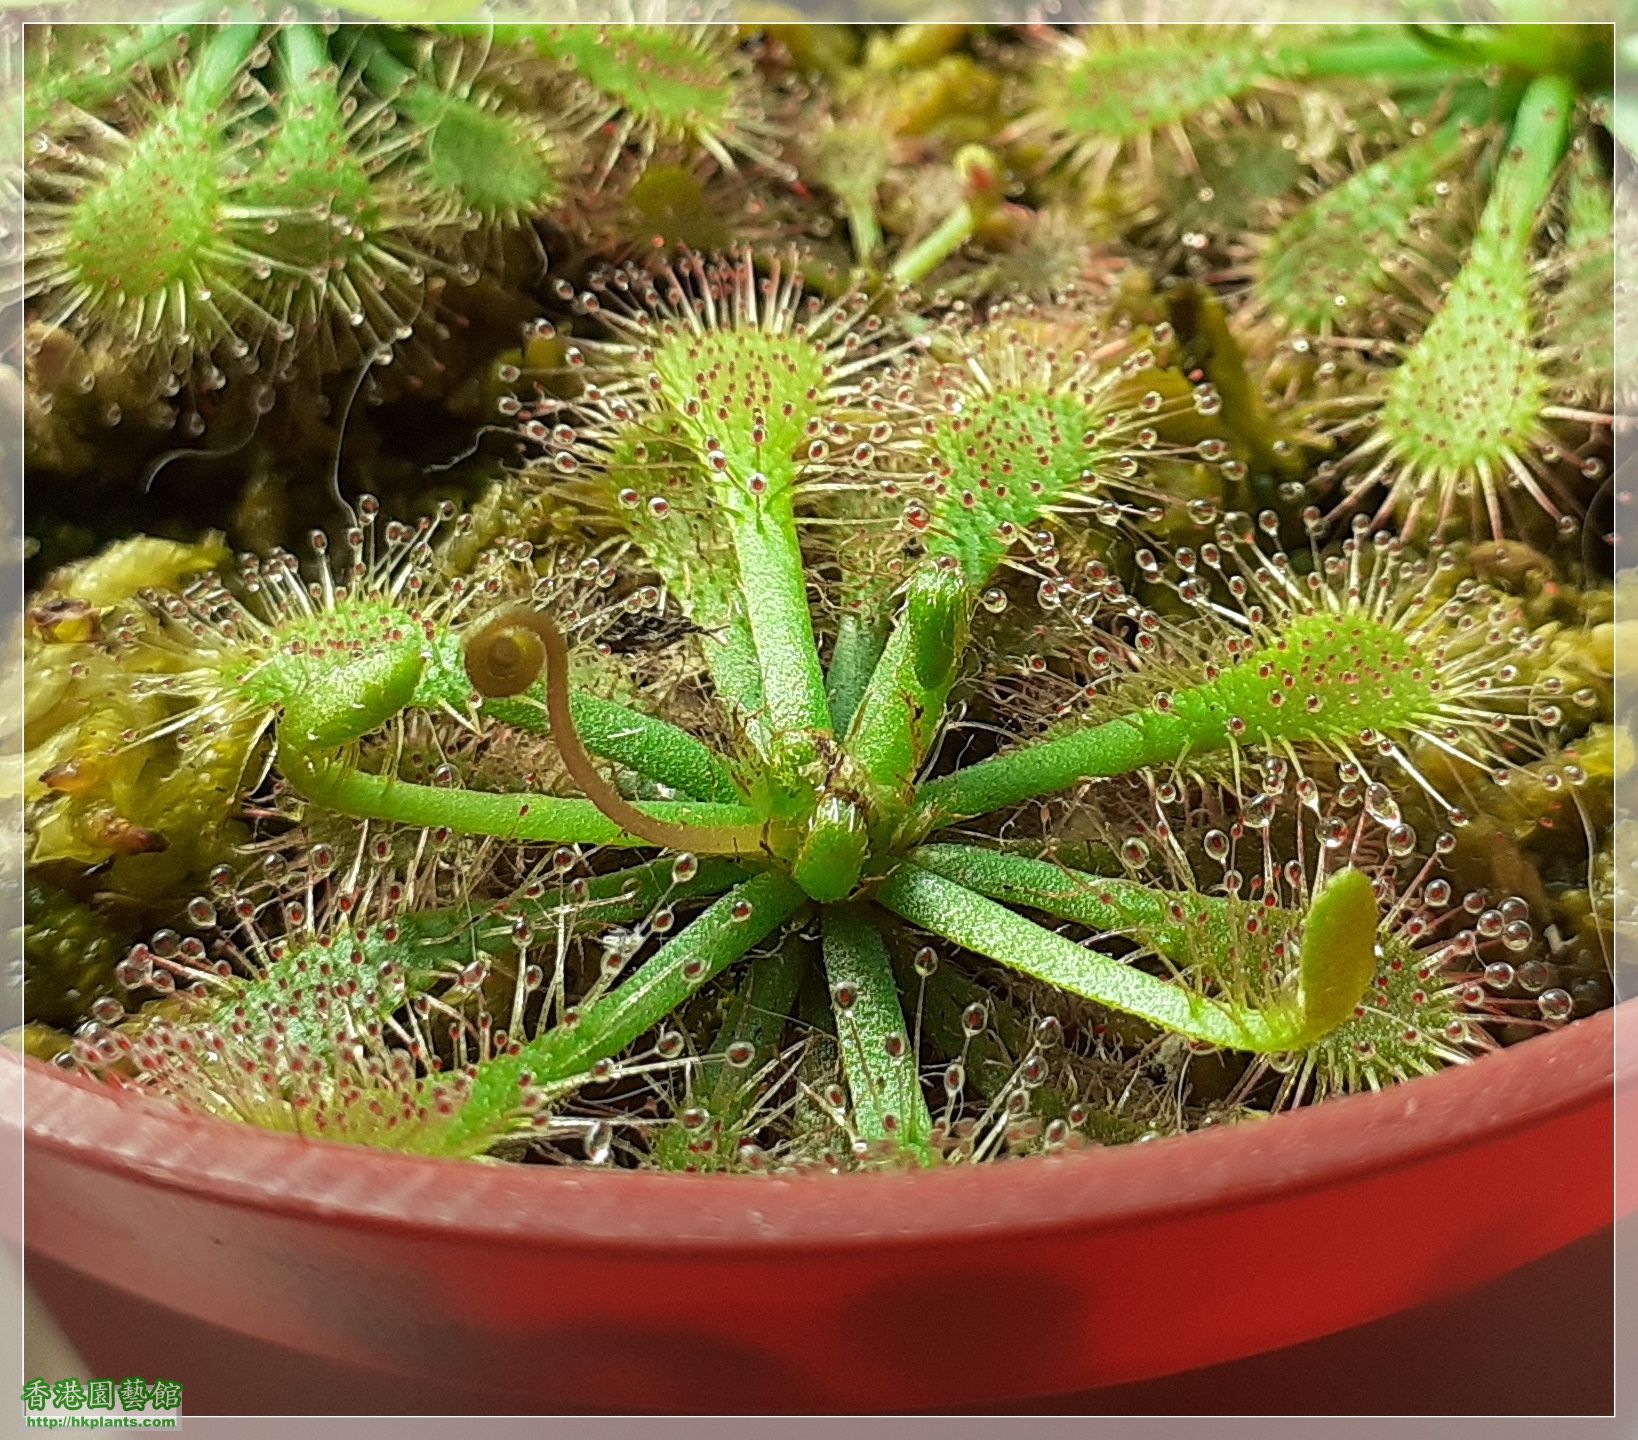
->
[[23, 882, 127, 1029]]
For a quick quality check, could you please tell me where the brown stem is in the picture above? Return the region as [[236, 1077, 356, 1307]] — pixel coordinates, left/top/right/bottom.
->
[[464, 608, 772, 858]]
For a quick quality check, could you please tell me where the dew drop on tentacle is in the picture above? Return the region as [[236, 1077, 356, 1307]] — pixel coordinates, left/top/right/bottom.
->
[[1537, 988, 1573, 1022]]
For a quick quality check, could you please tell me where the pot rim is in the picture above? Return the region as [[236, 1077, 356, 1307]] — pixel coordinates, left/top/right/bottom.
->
[[12, 1002, 1627, 1252]]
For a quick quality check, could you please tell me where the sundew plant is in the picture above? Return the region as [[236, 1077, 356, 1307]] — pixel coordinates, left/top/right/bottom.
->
[[18, 17, 1619, 1171]]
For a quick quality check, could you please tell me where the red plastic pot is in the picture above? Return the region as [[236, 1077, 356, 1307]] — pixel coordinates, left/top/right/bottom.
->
[[11, 1001, 1629, 1415]]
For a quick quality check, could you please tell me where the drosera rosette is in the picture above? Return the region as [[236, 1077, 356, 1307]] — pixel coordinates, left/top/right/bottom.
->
[[466, 254, 1503, 1131], [21, 19, 595, 408], [35, 241, 1403, 1169], [1306, 76, 1614, 545], [23, 25, 272, 391]]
